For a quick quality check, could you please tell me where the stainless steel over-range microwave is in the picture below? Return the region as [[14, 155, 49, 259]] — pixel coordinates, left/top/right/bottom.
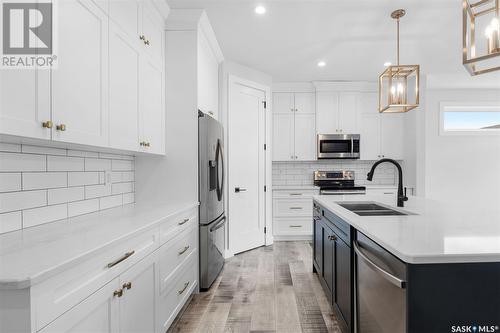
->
[[317, 134, 360, 159]]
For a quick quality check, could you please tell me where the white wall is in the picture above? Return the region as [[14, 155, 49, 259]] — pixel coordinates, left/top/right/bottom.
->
[[135, 30, 199, 207], [422, 89, 500, 206]]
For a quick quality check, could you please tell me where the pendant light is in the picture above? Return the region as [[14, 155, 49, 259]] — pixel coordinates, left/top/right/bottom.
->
[[463, 0, 500, 75], [379, 9, 420, 113]]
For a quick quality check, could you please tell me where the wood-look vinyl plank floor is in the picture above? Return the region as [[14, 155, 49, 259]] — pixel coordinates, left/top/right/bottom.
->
[[168, 241, 342, 333]]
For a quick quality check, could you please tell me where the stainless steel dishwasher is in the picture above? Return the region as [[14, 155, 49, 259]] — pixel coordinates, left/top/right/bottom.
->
[[354, 232, 407, 333]]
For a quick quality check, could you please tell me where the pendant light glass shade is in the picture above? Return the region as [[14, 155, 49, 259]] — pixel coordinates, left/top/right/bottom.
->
[[463, 0, 500, 75], [379, 9, 420, 113]]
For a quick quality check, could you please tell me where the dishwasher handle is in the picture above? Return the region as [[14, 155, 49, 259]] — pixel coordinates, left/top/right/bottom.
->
[[354, 241, 406, 289]]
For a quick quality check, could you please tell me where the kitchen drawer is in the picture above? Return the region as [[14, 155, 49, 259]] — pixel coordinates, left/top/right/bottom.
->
[[33, 227, 159, 331], [158, 223, 197, 294], [274, 218, 313, 235], [273, 189, 319, 199], [274, 198, 313, 217], [159, 206, 198, 245], [156, 251, 198, 332]]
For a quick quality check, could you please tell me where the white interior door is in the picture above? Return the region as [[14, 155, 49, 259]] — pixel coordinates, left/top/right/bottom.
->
[[228, 80, 266, 255]]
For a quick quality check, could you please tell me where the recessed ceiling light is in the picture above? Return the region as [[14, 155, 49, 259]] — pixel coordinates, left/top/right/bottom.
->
[[317, 61, 326, 67], [384, 61, 392, 67], [255, 6, 266, 15]]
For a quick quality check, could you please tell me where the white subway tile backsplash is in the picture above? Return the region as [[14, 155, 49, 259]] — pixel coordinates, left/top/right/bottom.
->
[[0, 152, 46, 172], [21, 145, 66, 156], [99, 195, 123, 210], [112, 159, 133, 171], [0, 211, 22, 233], [85, 158, 111, 171], [23, 204, 67, 228], [23, 172, 67, 190], [0, 143, 135, 234], [0, 173, 21, 192], [85, 184, 112, 199], [68, 199, 99, 218], [112, 182, 133, 195], [47, 156, 84, 172], [0, 190, 47, 213], [48, 187, 85, 205], [0, 143, 21, 152], [68, 172, 100, 186]]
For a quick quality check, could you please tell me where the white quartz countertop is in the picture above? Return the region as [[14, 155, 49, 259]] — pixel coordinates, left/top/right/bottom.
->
[[313, 195, 500, 264], [0, 201, 198, 289]]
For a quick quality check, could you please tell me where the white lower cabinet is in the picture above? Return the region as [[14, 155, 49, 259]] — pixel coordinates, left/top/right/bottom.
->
[[366, 187, 398, 203], [273, 189, 319, 240], [39, 278, 120, 333]]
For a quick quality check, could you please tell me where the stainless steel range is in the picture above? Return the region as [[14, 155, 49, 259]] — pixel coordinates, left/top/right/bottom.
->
[[314, 170, 366, 195]]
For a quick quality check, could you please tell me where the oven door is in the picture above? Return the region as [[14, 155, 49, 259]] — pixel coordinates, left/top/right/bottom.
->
[[317, 134, 360, 159]]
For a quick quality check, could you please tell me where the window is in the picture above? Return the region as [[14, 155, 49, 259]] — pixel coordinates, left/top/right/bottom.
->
[[440, 103, 500, 135]]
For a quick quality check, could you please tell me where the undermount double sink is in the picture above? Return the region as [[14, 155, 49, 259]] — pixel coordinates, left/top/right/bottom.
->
[[338, 202, 412, 216]]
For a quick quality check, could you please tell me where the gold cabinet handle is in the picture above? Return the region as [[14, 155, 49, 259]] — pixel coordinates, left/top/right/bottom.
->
[[178, 245, 190, 255], [139, 35, 146, 41], [328, 235, 338, 241], [123, 282, 132, 290], [178, 281, 190, 295], [139, 141, 144, 146], [56, 124, 66, 131], [144, 142, 150, 147], [42, 120, 53, 128], [113, 289, 123, 297], [289, 207, 303, 210], [289, 225, 303, 228], [144, 40, 150, 45], [107, 250, 135, 268], [178, 218, 190, 225]]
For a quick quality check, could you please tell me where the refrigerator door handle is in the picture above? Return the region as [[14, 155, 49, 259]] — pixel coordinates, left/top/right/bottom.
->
[[210, 216, 226, 232], [215, 139, 224, 201]]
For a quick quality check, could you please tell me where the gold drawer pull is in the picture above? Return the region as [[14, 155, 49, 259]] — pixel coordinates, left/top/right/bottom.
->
[[42, 120, 53, 128], [56, 124, 66, 131], [289, 193, 303, 196], [289, 207, 303, 210], [107, 250, 135, 268], [113, 289, 123, 297], [178, 218, 190, 225], [123, 282, 132, 290], [289, 225, 303, 228], [178, 245, 190, 255], [178, 281, 190, 295]]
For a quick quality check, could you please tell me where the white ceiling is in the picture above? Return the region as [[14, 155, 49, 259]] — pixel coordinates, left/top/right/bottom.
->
[[167, 0, 500, 83]]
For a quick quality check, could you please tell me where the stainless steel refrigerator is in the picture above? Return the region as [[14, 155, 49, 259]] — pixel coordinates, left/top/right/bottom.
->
[[198, 111, 225, 290]]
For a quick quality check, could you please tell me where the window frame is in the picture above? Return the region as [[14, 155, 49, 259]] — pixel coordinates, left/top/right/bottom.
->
[[439, 102, 500, 136]]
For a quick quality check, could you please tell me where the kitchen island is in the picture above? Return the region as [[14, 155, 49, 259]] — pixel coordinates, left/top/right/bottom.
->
[[313, 194, 500, 333]]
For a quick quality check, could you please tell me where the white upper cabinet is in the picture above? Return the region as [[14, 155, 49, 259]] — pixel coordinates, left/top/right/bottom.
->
[[0, 70, 50, 140], [52, 0, 109, 147], [272, 92, 316, 161], [109, 23, 140, 151], [380, 114, 404, 160], [294, 93, 315, 114], [139, 58, 165, 155], [294, 114, 316, 160], [273, 93, 294, 114], [197, 31, 220, 118], [358, 114, 380, 160], [141, 1, 164, 63], [273, 113, 294, 161], [108, 0, 140, 41], [316, 92, 358, 134]]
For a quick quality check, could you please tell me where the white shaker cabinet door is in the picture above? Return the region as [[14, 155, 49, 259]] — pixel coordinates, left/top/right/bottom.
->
[[338, 92, 358, 133], [0, 69, 51, 140], [316, 91, 338, 134], [108, 0, 140, 43], [109, 24, 140, 152], [294, 93, 315, 114], [140, 1, 164, 63], [51, 0, 109, 147], [380, 114, 404, 160], [39, 278, 120, 333], [358, 114, 381, 160], [139, 58, 165, 155], [119, 254, 158, 333], [272, 113, 294, 161], [294, 114, 316, 161], [273, 93, 294, 114]]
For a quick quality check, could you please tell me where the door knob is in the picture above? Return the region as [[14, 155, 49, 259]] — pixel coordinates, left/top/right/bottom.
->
[[56, 124, 66, 131], [42, 120, 53, 128], [235, 187, 247, 193]]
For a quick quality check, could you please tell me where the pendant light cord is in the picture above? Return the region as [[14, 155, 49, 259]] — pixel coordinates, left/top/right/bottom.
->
[[397, 18, 400, 66]]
